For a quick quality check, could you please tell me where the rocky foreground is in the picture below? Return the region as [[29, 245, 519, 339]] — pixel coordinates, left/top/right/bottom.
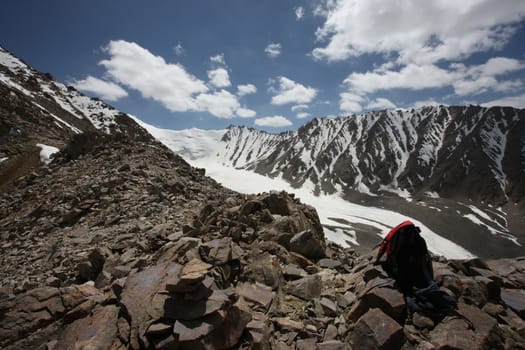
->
[[0, 134, 524, 349]]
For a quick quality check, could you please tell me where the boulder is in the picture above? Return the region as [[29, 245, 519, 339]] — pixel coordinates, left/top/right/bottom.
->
[[501, 288, 525, 318], [286, 275, 322, 300], [200, 238, 233, 265], [163, 289, 231, 321], [289, 230, 326, 260], [457, 302, 502, 348], [237, 282, 274, 310], [246, 253, 282, 290], [261, 192, 291, 216], [351, 308, 404, 350], [429, 317, 478, 349], [54, 305, 123, 349]]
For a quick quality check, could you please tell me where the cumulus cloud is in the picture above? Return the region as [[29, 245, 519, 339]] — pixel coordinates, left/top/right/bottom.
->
[[237, 83, 257, 96], [342, 57, 525, 104], [98, 40, 255, 119], [208, 68, 231, 88], [313, 0, 525, 64], [100, 40, 208, 112], [270, 76, 318, 105], [195, 90, 240, 118], [481, 93, 525, 108], [265, 43, 282, 58], [366, 97, 396, 110], [295, 6, 305, 20], [236, 107, 257, 118], [340, 92, 365, 113], [255, 115, 293, 127], [72, 76, 128, 101], [343, 64, 457, 93], [296, 112, 311, 119], [210, 53, 226, 66], [291, 104, 308, 112]]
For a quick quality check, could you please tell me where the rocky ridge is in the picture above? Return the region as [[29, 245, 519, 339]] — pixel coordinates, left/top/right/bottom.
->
[[2, 181, 525, 349]]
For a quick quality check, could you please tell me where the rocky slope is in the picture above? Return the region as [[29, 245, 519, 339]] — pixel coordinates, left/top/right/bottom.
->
[[1, 46, 525, 349]]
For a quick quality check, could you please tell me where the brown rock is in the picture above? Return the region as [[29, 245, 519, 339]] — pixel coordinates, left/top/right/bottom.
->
[[146, 322, 172, 335], [273, 317, 304, 332], [200, 238, 233, 265], [237, 282, 274, 310], [429, 317, 478, 350], [287, 274, 322, 300], [261, 192, 291, 216], [163, 289, 230, 320], [501, 288, 525, 318], [317, 340, 351, 350], [246, 253, 282, 290], [351, 308, 404, 350], [54, 304, 122, 350], [412, 312, 434, 330], [289, 230, 326, 260], [366, 287, 406, 321], [457, 302, 502, 348], [120, 262, 179, 349], [296, 338, 317, 350]]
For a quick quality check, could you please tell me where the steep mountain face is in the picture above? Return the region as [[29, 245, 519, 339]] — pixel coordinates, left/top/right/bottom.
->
[[0, 46, 143, 191], [218, 107, 525, 206]]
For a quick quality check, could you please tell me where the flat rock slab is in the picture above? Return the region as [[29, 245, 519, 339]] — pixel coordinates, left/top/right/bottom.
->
[[351, 308, 404, 350], [237, 282, 274, 310], [54, 305, 122, 350], [429, 317, 478, 349], [286, 274, 322, 300], [501, 288, 525, 318], [120, 262, 180, 349]]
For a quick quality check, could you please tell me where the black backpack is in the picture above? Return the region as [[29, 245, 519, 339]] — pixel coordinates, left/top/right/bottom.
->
[[375, 221, 456, 319], [374, 220, 434, 294]]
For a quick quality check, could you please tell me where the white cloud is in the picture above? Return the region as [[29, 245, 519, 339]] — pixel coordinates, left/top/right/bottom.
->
[[453, 57, 525, 96], [210, 53, 226, 66], [100, 40, 208, 112], [99, 40, 255, 119], [265, 43, 282, 58], [481, 93, 525, 108], [366, 97, 396, 110], [291, 104, 309, 112], [174, 43, 185, 56], [270, 76, 318, 105], [195, 90, 240, 118], [296, 112, 311, 119], [207, 68, 231, 88], [342, 57, 525, 101], [344, 64, 457, 93], [72, 76, 128, 101], [295, 6, 305, 20], [237, 83, 257, 96], [340, 92, 364, 113], [237, 107, 257, 118], [255, 115, 293, 127], [313, 0, 525, 64]]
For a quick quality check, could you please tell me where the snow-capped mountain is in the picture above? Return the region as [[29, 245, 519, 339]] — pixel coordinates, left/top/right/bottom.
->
[[0, 45, 150, 190], [138, 106, 525, 207]]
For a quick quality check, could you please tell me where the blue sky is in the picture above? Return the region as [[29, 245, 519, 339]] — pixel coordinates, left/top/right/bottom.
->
[[1, 1, 525, 132]]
